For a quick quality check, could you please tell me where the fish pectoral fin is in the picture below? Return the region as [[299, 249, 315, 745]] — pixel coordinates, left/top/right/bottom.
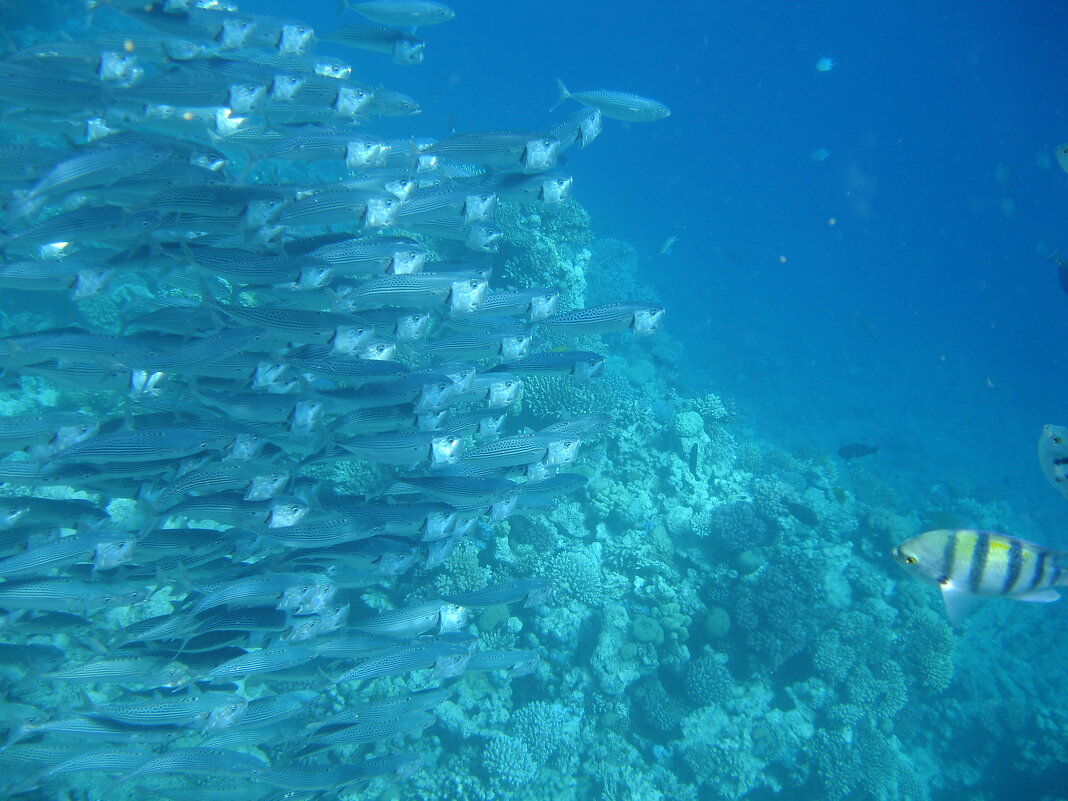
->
[[939, 584, 973, 628], [1013, 588, 1062, 603]]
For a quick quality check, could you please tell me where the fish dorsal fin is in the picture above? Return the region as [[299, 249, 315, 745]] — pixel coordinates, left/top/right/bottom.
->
[[939, 582, 972, 628]]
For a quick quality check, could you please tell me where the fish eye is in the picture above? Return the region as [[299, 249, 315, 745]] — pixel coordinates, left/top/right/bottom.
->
[[1054, 436, 1064, 445], [903, 555, 917, 565]]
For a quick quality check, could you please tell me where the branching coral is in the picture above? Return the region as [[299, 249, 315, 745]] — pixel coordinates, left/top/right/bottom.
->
[[482, 733, 539, 787], [511, 700, 582, 765], [542, 547, 605, 608]]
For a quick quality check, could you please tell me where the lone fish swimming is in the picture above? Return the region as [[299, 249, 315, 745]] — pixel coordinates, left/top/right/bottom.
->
[[892, 528, 1068, 626]]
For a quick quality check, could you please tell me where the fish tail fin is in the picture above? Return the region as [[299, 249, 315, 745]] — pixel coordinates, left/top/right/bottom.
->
[[2, 192, 41, 226], [138, 511, 161, 539], [3, 719, 32, 748], [550, 79, 570, 112], [137, 480, 164, 516], [196, 277, 224, 316]]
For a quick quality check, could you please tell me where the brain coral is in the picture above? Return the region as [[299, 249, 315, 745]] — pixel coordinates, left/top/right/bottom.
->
[[673, 410, 705, 439]]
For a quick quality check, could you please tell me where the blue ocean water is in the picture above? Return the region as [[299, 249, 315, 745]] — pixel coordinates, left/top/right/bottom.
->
[[306, 0, 1068, 528], [1, 0, 1068, 799]]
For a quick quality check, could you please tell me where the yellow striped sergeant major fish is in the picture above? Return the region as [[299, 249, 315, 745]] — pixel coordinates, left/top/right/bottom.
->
[[892, 529, 1068, 626]]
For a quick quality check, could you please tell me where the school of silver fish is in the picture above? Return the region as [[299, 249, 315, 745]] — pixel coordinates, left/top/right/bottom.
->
[[0, 0, 667, 796]]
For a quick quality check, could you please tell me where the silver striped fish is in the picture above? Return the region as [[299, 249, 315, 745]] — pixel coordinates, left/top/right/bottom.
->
[[539, 302, 665, 337], [344, 1, 454, 28], [552, 79, 670, 122]]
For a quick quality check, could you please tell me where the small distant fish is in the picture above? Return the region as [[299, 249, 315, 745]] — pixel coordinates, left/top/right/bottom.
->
[[893, 529, 1068, 625], [552, 79, 670, 122], [657, 234, 678, 255], [837, 442, 880, 461], [1037, 424, 1068, 502], [810, 148, 831, 162], [837, 443, 878, 460], [815, 56, 836, 72]]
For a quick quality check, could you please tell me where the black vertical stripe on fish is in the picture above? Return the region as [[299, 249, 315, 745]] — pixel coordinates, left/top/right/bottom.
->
[[1029, 550, 1049, 592], [940, 530, 957, 584], [967, 531, 990, 594], [1053, 456, 1068, 484], [1003, 538, 1023, 594]]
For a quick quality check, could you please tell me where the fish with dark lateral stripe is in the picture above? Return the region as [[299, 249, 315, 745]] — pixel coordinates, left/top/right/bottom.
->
[[488, 351, 605, 382], [539, 303, 664, 337]]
